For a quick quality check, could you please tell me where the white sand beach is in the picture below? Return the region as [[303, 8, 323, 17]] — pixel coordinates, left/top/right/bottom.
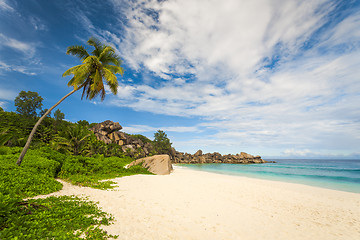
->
[[42, 166, 360, 240]]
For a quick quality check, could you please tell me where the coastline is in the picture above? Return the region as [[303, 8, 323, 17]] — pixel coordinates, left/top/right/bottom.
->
[[41, 166, 360, 240]]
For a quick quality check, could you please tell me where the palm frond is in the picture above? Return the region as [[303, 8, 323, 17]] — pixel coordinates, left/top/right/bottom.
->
[[62, 65, 81, 77], [103, 67, 119, 84], [66, 45, 89, 61], [87, 37, 104, 57], [91, 69, 102, 92], [102, 68, 118, 95], [103, 65, 124, 75], [98, 46, 115, 62], [101, 53, 122, 67]]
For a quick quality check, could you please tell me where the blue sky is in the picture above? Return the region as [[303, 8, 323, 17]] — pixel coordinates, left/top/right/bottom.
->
[[0, 0, 359, 159]]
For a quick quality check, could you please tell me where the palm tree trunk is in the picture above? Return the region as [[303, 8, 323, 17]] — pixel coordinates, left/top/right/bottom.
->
[[17, 89, 78, 166]]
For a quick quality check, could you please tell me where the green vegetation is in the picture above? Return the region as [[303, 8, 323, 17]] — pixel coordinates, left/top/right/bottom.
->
[[0, 145, 152, 238], [14, 91, 43, 117], [54, 109, 65, 121], [17, 37, 124, 166], [0, 195, 118, 239], [153, 130, 172, 155]]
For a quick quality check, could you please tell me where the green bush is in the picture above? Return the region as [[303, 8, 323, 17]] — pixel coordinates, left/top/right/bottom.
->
[[0, 146, 9, 155], [0, 195, 118, 239], [130, 134, 152, 144], [0, 153, 62, 198], [59, 155, 152, 189]]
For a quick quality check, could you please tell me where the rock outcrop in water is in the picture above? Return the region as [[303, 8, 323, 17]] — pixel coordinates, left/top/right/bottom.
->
[[173, 150, 266, 164]]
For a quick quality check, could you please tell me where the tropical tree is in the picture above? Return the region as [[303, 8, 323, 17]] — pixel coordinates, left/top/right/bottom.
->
[[153, 130, 172, 154], [0, 128, 12, 146], [17, 37, 124, 165], [54, 125, 91, 155], [77, 120, 90, 127], [39, 108, 51, 117], [14, 91, 43, 117], [54, 109, 65, 121]]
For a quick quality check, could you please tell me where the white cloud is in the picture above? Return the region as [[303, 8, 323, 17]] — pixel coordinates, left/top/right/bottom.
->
[[0, 88, 17, 101], [29, 16, 47, 31], [123, 124, 199, 134], [0, 60, 36, 75], [0, 34, 36, 57], [103, 0, 360, 157], [0, 0, 14, 12], [111, 0, 332, 77], [0, 101, 6, 108]]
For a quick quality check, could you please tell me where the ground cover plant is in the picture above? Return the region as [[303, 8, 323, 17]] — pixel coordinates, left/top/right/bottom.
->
[[59, 154, 153, 189], [1, 195, 118, 239]]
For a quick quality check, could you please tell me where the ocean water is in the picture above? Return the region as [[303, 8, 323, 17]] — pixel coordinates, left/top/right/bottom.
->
[[180, 159, 360, 193]]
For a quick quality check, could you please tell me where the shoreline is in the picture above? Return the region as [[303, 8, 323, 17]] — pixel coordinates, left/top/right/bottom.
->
[[41, 166, 360, 239]]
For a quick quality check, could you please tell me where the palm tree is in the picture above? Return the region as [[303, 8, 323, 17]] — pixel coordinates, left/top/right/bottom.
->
[[54, 125, 91, 156], [17, 37, 124, 165]]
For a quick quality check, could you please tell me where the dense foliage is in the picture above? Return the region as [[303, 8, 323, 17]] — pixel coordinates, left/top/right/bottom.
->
[[153, 130, 172, 154], [54, 109, 65, 121], [0, 195, 118, 239], [14, 91, 43, 117]]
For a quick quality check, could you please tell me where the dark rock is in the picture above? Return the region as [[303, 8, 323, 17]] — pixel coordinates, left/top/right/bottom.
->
[[174, 150, 265, 164]]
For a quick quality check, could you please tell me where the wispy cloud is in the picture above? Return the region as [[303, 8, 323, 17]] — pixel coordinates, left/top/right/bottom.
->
[[29, 16, 47, 31], [0, 88, 17, 101], [0, 0, 14, 12], [0, 33, 36, 57], [123, 124, 200, 134], [0, 60, 36, 75]]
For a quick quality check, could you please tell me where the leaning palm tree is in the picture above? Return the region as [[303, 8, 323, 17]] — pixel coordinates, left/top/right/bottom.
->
[[17, 37, 124, 165]]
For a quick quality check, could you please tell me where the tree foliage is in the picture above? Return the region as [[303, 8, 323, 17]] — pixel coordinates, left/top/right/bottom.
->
[[39, 108, 51, 117], [63, 37, 124, 101], [14, 91, 43, 117], [153, 130, 172, 154], [54, 125, 91, 156], [77, 120, 90, 127], [54, 109, 65, 121]]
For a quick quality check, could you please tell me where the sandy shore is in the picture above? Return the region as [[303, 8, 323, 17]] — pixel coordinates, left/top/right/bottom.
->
[[40, 166, 360, 240]]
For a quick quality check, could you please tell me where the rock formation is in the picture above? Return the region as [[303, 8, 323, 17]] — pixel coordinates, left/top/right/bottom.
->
[[90, 120, 266, 164], [127, 155, 173, 175], [173, 150, 266, 164], [89, 120, 153, 158]]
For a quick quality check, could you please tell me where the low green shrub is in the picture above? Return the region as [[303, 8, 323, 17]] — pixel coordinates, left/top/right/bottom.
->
[[0, 146, 9, 155], [0, 153, 62, 198], [59, 154, 152, 189], [0, 195, 118, 239]]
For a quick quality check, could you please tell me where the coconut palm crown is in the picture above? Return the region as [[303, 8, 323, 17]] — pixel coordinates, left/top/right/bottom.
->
[[63, 37, 124, 101]]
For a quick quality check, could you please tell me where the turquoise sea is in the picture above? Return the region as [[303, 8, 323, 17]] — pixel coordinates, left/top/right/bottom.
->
[[180, 159, 360, 193]]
